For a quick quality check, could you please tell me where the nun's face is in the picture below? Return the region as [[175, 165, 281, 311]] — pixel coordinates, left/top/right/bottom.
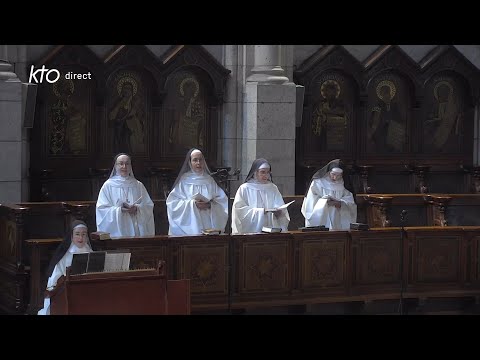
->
[[256, 168, 271, 183], [115, 155, 131, 177], [72, 226, 89, 248], [190, 152, 204, 173], [329, 171, 342, 182]]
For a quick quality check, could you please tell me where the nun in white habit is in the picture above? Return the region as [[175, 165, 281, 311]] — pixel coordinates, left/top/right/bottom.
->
[[38, 220, 93, 315], [232, 158, 290, 234], [96, 153, 155, 237], [166, 148, 228, 235], [301, 159, 357, 230]]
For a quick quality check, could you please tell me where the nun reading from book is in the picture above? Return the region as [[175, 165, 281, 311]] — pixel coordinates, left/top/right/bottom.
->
[[232, 158, 290, 234], [301, 159, 357, 230], [37, 220, 93, 315], [96, 153, 155, 237], [166, 148, 228, 235]]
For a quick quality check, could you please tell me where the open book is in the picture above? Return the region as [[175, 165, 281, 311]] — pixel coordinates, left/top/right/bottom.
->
[[265, 200, 295, 213], [70, 251, 131, 275], [90, 231, 111, 240], [192, 193, 211, 202], [122, 196, 143, 209], [262, 226, 282, 233], [202, 228, 222, 235], [321, 195, 342, 202], [298, 226, 329, 232], [104, 251, 131, 272]]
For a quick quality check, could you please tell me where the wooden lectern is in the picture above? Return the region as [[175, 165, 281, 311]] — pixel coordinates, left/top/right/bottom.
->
[[49, 261, 190, 315]]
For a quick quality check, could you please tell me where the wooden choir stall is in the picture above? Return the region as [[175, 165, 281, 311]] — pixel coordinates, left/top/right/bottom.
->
[[48, 261, 190, 315]]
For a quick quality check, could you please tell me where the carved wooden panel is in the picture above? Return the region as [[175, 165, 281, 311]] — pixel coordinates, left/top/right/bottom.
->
[[129, 245, 167, 270], [389, 205, 427, 227], [306, 71, 355, 155], [24, 205, 67, 240], [460, 229, 480, 284], [29, 45, 229, 202], [472, 234, 480, 283], [0, 220, 16, 261], [300, 239, 346, 289], [31, 241, 63, 314], [366, 71, 411, 154], [294, 46, 362, 172], [294, 45, 480, 195], [418, 45, 478, 164], [177, 240, 228, 295], [239, 237, 290, 292], [370, 173, 411, 193], [421, 73, 466, 154], [351, 233, 401, 286], [106, 69, 150, 156], [44, 67, 93, 157], [40, 179, 93, 202], [446, 206, 480, 226], [428, 173, 466, 194], [0, 271, 17, 313], [415, 235, 461, 283], [163, 69, 208, 157], [11, 228, 480, 314], [369, 205, 388, 228]]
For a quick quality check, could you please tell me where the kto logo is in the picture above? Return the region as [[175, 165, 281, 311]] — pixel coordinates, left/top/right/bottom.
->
[[29, 65, 61, 84]]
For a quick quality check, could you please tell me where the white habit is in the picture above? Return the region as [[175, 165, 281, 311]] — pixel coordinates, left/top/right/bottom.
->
[[37, 243, 92, 315], [232, 182, 290, 234], [166, 171, 228, 235], [96, 176, 155, 237], [301, 177, 357, 230]]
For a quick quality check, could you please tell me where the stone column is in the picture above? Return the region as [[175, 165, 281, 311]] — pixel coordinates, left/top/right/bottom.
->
[[221, 45, 246, 196], [248, 45, 289, 84], [16, 45, 28, 82], [0, 60, 23, 202], [242, 45, 297, 195]]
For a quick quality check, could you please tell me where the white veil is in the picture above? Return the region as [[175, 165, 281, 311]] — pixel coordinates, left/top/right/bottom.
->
[[171, 148, 213, 189]]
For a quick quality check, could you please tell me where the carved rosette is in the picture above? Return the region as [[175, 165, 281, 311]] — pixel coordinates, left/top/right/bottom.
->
[[191, 255, 219, 288], [250, 254, 280, 285]]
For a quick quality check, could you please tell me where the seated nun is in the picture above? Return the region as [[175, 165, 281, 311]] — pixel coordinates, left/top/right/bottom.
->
[[231, 158, 290, 234], [301, 159, 357, 230], [96, 153, 155, 237], [166, 148, 228, 235], [38, 220, 93, 315]]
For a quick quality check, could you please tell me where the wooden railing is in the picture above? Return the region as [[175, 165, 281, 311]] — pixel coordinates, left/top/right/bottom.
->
[[2, 195, 480, 313], [21, 227, 480, 314]]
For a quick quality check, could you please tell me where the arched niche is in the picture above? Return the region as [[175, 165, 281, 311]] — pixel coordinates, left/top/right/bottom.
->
[[158, 45, 230, 166], [365, 70, 414, 155], [29, 45, 100, 201], [421, 71, 469, 154], [418, 45, 480, 164], [162, 67, 213, 158], [104, 67, 154, 157]]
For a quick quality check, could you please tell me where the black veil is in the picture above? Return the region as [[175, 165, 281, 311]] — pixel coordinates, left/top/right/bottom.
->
[[45, 220, 91, 279], [306, 159, 356, 203], [244, 158, 274, 183], [109, 153, 136, 179]]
